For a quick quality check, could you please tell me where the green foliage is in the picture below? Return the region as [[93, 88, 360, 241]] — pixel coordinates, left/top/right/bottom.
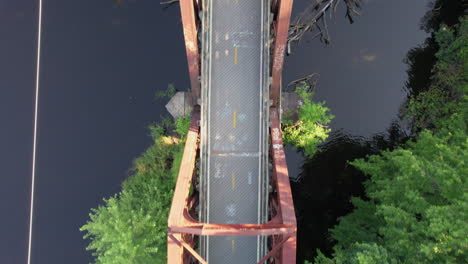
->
[[174, 114, 191, 140], [80, 116, 190, 264], [420, 0, 466, 34], [154, 83, 176, 99], [315, 243, 396, 264], [405, 18, 468, 131], [314, 112, 467, 263], [314, 17, 468, 264], [282, 81, 334, 158], [170, 143, 185, 181], [317, 116, 468, 263]]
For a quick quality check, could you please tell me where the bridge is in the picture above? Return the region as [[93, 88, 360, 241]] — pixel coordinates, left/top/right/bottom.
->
[[167, 0, 296, 263]]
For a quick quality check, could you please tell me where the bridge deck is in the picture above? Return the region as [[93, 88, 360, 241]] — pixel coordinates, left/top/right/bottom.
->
[[200, 0, 269, 262]]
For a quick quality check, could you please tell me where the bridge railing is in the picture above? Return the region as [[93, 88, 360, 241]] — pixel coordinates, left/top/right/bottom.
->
[[167, 107, 296, 264], [178, 0, 293, 109]]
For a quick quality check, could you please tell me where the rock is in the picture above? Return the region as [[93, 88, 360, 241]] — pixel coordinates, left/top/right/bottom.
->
[[165, 92, 193, 119], [281, 92, 302, 121]]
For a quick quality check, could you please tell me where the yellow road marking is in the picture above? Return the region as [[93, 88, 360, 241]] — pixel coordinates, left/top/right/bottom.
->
[[232, 172, 236, 190], [231, 239, 236, 252], [234, 47, 238, 64], [233, 111, 237, 128]]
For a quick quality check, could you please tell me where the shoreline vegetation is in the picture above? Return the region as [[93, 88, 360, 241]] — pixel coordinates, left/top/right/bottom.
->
[[79, 82, 334, 263], [81, 1, 466, 263], [308, 14, 467, 264], [80, 116, 190, 263], [282, 81, 334, 158]]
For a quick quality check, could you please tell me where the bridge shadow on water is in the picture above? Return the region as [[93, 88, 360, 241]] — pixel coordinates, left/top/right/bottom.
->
[[291, 124, 408, 263]]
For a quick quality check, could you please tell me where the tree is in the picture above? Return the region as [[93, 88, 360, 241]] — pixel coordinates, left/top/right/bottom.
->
[[282, 81, 334, 158], [312, 17, 468, 264], [80, 116, 190, 264], [405, 17, 467, 131], [316, 114, 467, 263], [402, 0, 467, 133], [293, 122, 409, 262]]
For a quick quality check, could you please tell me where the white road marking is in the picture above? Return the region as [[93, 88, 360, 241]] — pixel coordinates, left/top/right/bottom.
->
[[226, 204, 236, 217]]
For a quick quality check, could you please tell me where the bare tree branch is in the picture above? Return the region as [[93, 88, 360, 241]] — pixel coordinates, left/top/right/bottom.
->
[[287, 0, 362, 54], [160, 0, 179, 9], [287, 73, 320, 89]]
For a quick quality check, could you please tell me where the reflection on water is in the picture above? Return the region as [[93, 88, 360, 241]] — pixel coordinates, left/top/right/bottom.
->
[[292, 124, 408, 262], [291, 2, 465, 260], [285, 0, 441, 262]]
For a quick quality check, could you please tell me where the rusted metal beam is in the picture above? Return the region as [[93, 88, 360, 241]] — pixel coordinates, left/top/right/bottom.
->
[[270, 107, 297, 263], [170, 206, 293, 235], [270, 0, 294, 106], [170, 222, 295, 236], [167, 107, 200, 224], [281, 234, 297, 263], [169, 234, 208, 264], [170, 233, 293, 264], [167, 108, 200, 264], [257, 235, 292, 264], [167, 111, 296, 263], [167, 233, 184, 264], [166, 106, 294, 261], [179, 0, 201, 102]]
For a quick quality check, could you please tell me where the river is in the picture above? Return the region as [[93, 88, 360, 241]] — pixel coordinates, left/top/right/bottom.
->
[[0, 0, 429, 263]]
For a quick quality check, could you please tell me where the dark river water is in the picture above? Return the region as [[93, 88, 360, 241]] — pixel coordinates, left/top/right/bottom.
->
[[284, 1, 429, 262], [0, 0, 428, 263]]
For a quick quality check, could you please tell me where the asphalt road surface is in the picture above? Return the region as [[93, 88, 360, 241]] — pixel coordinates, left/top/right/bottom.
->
[[205, 0, 266, 262]]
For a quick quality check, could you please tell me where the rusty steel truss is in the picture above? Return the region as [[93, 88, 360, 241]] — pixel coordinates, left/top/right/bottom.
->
[[178, 0, 293, 108], [167, 107, 296, 263], [168, 0, 295, 262]]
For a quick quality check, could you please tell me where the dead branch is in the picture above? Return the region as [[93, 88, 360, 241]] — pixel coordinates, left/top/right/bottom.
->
[[287, 0, 362, 54], [287, 73, 320, 87], [160, 0, 179, 8], [160, 0, 178, 4], [287, 73, 320, 94]]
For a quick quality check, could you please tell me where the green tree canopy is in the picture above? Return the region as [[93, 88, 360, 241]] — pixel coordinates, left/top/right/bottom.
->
[[282, 81, 334, 158], [312, 17, 468, 264], [80, 116, 190, 264]]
